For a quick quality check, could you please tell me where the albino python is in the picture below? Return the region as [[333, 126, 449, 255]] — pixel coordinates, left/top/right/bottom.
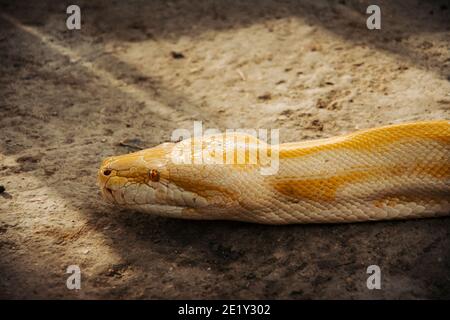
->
[[98, 120, 450, 224]]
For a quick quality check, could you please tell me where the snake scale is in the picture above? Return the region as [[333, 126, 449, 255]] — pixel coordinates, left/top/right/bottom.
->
[[98, 120, 450, 224]]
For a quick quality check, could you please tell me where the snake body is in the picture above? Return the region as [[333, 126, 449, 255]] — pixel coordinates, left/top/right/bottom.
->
[[98, 120, 450, 224]]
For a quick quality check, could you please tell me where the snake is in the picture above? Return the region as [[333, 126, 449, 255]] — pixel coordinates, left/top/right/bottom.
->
[[98, 120, 450, 224]]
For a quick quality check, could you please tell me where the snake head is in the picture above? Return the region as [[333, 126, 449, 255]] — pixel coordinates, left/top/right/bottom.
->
[[98, 142, 177, 209], [98, 133, 269, 221], [97, 139, 220, 219]]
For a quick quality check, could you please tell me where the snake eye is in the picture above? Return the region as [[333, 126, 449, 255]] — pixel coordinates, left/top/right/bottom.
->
[[149, 169, 160, 182], [103, 169, 111, 176]]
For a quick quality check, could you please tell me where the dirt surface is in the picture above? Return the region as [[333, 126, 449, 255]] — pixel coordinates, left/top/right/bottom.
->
[[0, 0, 449, 299]]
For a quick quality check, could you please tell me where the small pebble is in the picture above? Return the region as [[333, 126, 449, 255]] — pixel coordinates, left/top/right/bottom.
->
[[171, 51, 185, 59], [0, 185, 5, 193], [257, 93, 272, 101]]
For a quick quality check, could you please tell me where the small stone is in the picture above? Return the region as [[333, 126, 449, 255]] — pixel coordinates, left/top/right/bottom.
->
[[310, 119, 324, 131], [171, 51, 185, 59], [316, 99, 326, 109], [0, 185, 5, 194], [257, 92, 272, 101]]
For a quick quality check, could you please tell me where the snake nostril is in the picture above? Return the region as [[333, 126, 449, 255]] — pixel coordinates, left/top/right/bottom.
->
[[103, 169, 111, 176]]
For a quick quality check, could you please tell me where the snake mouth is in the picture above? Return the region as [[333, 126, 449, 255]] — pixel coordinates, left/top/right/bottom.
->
[[104, 187, 114, 198], [101, 185, 117, 204], [100, 182, 190, 218]]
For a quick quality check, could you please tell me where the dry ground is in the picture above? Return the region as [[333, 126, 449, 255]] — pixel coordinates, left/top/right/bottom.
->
[[0, 0, 450, 299]]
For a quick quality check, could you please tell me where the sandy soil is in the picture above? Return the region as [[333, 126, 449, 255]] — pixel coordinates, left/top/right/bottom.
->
[[0, 0, 449, 299]]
